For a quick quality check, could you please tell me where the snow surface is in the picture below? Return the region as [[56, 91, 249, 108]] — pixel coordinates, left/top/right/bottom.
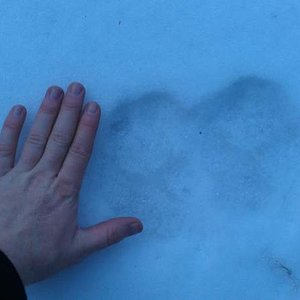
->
[[1, 1, 300, 299]]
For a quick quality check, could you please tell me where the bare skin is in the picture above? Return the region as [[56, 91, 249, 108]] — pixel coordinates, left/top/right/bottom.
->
[[0, 82, 143, 286]]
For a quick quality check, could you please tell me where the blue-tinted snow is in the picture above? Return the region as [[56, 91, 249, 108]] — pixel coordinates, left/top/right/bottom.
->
[[0, 1, 300, 299]]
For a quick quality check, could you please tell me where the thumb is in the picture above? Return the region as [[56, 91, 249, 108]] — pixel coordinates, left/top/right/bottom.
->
[[72, 217, 143, 260]]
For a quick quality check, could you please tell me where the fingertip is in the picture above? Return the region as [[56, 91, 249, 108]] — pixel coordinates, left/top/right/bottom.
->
[[68, 82, 85, 95], [13, 105, 26, 117], [47, 86, 64, 98], [126, 217, 143, 228], [128, 221, 143, 236]]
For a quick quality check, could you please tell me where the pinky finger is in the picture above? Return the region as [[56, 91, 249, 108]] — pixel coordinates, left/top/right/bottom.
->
[[0, 105, 26, 176]]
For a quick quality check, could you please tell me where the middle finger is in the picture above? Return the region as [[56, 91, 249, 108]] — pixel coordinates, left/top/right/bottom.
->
[[36, 82, 86, 174]]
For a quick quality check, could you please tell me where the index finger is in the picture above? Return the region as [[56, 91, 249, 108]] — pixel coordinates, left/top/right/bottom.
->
[[55, 101, 101, 193]]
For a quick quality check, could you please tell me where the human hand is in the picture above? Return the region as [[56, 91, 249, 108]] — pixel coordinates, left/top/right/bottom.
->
[[0, 82, 143, 286]]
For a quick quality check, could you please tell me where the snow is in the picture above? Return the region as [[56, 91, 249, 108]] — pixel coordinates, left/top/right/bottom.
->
[[0, 1, 300, 299]]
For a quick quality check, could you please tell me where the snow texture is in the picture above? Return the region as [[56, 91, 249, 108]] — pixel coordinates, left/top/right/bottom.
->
[[0, 0, 300, 299]]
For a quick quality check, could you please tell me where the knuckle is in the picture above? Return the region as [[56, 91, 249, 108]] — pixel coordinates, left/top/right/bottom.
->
[[62, 101, 79, 111], [55, 176, 79, 198], [51, 130, 71, 148], [4, 120, 19, 130], [81, 117, 99, 129], [0, 143, 14, 157], [26, 132, 45, 149], [106, 228, 123, 247], [70, 142, 89, 159], [28, 168, 53, 187], [40, 102, 58, 114]]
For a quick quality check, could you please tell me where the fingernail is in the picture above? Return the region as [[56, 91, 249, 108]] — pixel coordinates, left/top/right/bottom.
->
[[128, 222, 143, 236], [69, 83, 83, 95], [13, 106, 23, 117], [49, 87, 63, 100], [86, 102, 98, 114]]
